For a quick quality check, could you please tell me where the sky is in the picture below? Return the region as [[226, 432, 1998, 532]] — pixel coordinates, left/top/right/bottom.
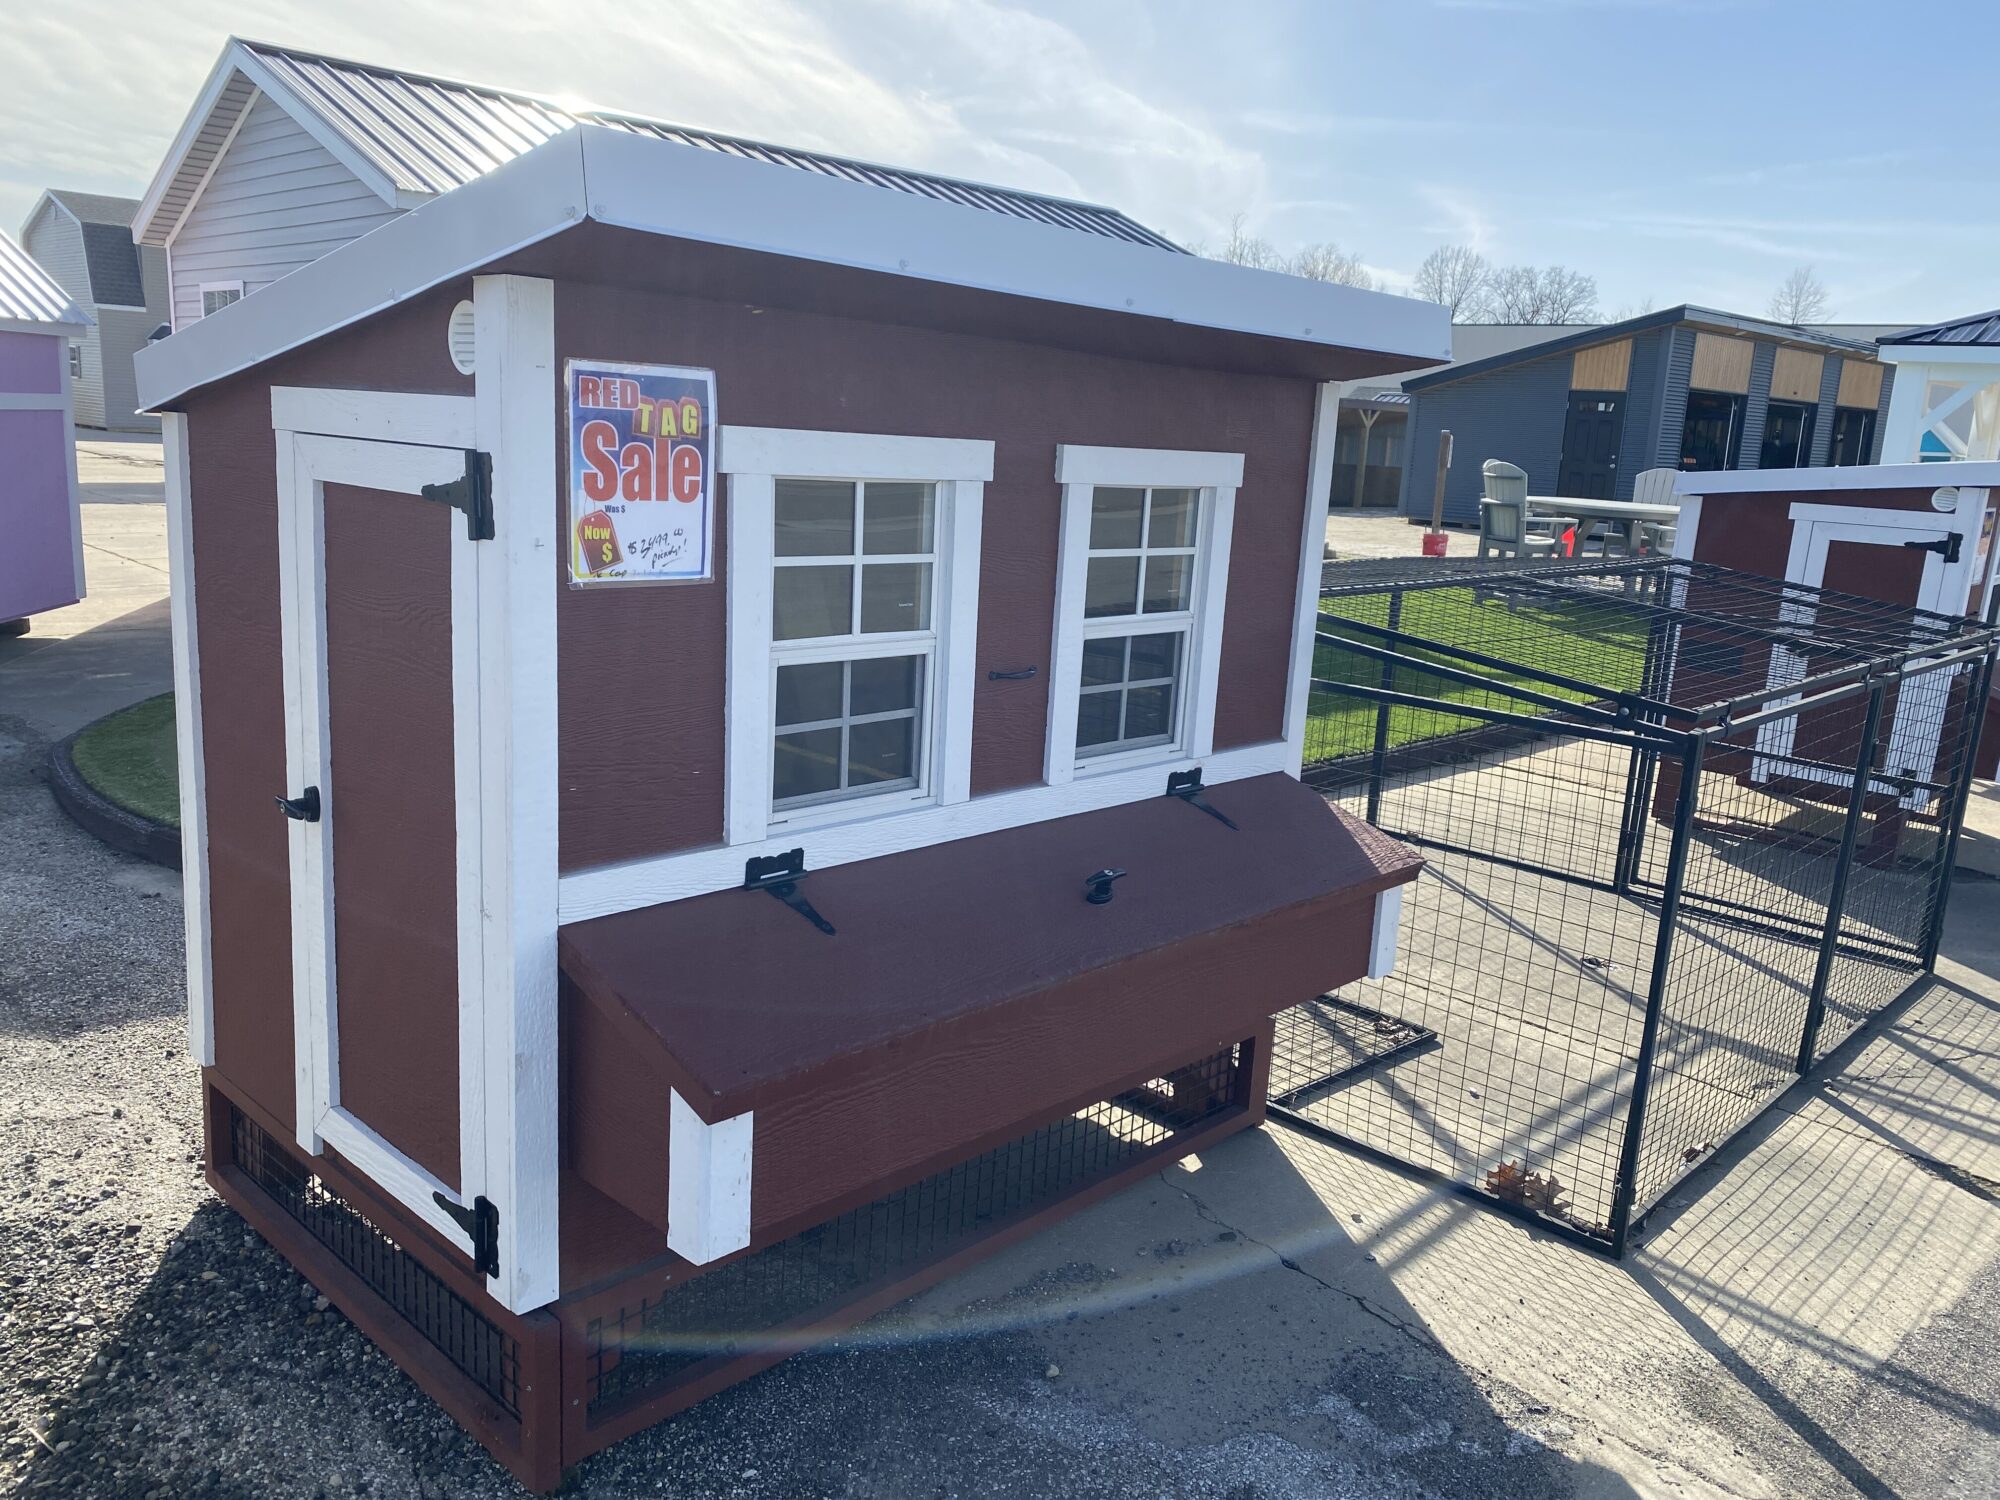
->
[[2, 0, 1995, 324]]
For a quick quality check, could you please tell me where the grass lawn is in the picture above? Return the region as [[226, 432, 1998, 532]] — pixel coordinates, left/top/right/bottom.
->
[[70, 693, 180, 828], [1304, 586, 1648, 766]]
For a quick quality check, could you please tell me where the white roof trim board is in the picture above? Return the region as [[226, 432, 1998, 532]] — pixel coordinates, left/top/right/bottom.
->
[[0, 228, 92, 332], [134, 124, 1451, 412]]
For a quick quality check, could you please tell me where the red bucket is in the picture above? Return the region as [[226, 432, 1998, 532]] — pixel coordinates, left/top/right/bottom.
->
[[1421, 530, 1449, 558]]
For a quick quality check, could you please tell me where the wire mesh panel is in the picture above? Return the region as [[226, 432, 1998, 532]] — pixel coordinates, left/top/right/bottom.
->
[[1284, 556, 1994, 1252], [584, 1045, 1245, 1419]]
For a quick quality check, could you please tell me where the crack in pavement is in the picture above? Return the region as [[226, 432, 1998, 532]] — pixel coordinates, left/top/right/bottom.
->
[[1159, 1171, 1441, 1354]]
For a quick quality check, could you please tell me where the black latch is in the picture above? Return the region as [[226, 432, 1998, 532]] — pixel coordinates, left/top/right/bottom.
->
[[274, 786, 321, 823], [1904, 533, 1962, 564], [1084, 868, 1126, 904], [432, 1192, 500, 1278], [744, 848, 836, 935], [419, 449, 495, 541], [1165, 768, 1239, 830]]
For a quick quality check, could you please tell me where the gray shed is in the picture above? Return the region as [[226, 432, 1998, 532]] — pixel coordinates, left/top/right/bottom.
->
[[19, 190, 169, 431]]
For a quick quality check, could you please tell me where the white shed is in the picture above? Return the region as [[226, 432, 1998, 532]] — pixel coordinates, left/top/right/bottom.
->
[[1878, 311, 2000, 464]]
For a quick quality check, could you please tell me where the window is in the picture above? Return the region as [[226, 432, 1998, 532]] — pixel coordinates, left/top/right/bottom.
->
[[1758, 399, 1817, 470], [770, 479, 937, 809], [721, 427, 992, 845], [199, 282, 243, 318], [1829, 407, 1877, 467], [1075, 485, 1199, 757], [1680, 390, 1746, 471], [1049, 445, 1242, 781], [67, 344, 81, 380]]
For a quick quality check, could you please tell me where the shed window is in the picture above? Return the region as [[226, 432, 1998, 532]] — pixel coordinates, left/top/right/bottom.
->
[[770, 480, 937, 808], [67, 344, 81, 380], [1829, 407, 1877, 467], [200, 282, 243, 317], [1048, 446, 1243, 780], [1759, 400, 1817, 470], [1680, 391, 1745, 471], [719, 427, 992, 845]]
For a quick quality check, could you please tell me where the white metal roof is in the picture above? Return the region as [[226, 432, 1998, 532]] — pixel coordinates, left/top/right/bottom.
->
[[137, 39, 1181, 252], [134, 124, 1450, 412], [0, 228, 91, 332]]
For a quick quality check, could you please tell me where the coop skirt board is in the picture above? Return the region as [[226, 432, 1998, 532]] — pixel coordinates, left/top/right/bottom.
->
[[1267, 995, 1439, 1109], [202, 1034, 1264, 1491]]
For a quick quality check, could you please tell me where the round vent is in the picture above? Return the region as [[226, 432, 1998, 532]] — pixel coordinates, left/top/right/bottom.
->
[[448, 301, 477, 375]]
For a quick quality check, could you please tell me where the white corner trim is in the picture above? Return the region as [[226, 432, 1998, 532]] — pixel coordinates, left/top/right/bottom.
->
[[717, 425, 995, 482], [1671, 494, 1703, 561], [163, 413, 213, 1065], [938, 480, 985, 806], [272, 386, 475, 447], [1054, 443, 1245, 490], [57, 332, 84, 601], [472, 273, 563, 1314], [668, 1090, 753, 1265], [560, 737, 1292, 922], [1672, 460, 2000, 497], [1283, 382, 1341, 774], [1367, 884, 1404, 980]]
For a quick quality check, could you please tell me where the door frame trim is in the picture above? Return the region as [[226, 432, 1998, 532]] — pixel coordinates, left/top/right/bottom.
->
[[1753, 502, 1975, 805], [273, 425, 487, 1258]]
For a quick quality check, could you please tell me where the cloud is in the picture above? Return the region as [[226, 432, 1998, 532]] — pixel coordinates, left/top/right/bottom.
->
[[0, 0, 1264, 247], [1414, 184, 1496, 253]]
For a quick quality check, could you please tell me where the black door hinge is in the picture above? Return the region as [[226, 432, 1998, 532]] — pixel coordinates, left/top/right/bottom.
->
[[1904, 533, 1962, 564], [433, 1192, 500, 1278], [744, 848, 836, 935], [419, 449, 495, 541], [1166, 768, 1239, 830], [274, 786, 321, 822]]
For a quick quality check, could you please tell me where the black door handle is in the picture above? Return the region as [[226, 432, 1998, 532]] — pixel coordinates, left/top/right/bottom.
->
[[1084, 868, 1126, 905], [275, 786, 321, 823]]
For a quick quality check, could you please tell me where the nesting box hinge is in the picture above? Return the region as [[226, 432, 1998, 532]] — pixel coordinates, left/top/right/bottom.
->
[[1165, 768, 1239, 830], [743, 848, 837, 935], [1902, 533, 1961, 564], [432, 1192, 500, 1278], [419, 449, 495, 541]]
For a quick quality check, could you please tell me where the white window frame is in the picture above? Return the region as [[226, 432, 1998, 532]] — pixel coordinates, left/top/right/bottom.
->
[[199, 280, 244, 318], [67, 343, 82, 380], [1047, 445, 1243, 784], [721, 426, 992, 846]]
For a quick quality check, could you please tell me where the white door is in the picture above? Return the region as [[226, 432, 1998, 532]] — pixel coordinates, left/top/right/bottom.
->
[[273, 425, 496, 1270], [1754, 504, 1975, 809]]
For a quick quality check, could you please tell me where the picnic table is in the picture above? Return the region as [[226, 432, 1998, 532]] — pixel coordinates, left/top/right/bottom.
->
[[1526, 495, 1680, 555]]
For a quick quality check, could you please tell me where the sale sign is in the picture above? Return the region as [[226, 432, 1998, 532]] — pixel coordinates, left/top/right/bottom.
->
[[565, 359, 717, 585]]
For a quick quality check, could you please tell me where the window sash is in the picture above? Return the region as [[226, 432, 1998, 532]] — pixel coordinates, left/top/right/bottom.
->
[[1075, 623, 1189, 758], [771, 644, 936, 810]]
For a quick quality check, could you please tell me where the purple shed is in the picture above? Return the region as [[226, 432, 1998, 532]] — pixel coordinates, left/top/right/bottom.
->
[[0, 227, 89, 629]]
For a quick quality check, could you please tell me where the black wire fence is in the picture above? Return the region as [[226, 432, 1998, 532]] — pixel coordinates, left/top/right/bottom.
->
[[1279, 556, 1995, 1252]]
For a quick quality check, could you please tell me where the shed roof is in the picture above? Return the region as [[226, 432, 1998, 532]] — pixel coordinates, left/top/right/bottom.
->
[[0, 228, 92, 331], [1403, 305, 1881, 393], [26, 191, 148, 309], [133, 123, 1450, 411], [1878, 309, 2000, 348], [137, 39, 1181, 253]]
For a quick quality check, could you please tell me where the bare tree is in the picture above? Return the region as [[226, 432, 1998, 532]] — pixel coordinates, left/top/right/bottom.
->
[[1608, 295, 1657, 323], [1289, 241, 1376, 290], [1208, 212, 1281, 270], [1486, 264, 1600, 324], [1412, 244, 1491, 321], [1768, 266, 1830, 325]]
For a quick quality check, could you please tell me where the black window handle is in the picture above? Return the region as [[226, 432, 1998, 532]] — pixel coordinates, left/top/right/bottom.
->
[[987, 665, 1038, 681], [275, 786, 321, 823], [1084, 868, 1126, 905]]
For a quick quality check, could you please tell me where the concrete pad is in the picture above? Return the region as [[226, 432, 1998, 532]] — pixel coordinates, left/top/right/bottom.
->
[[0, 436, 169, 739]]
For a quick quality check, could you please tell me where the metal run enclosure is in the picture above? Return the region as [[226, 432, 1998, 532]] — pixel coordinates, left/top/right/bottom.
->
[[1274, 555, 1996, 1253]]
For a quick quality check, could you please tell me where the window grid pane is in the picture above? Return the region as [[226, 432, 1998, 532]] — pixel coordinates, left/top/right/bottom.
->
[[1083, 485, 1198, 625], [1075, 627, 1183, 759]]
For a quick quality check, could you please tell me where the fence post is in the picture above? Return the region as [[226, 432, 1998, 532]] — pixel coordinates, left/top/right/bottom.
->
[[1365, 591, 1403, 825], [1608, 733, 1705, 1255], [1613, 615, 1676, 894], [1921, 649, 1997, 971], [1795, 679, 1888, 1074]]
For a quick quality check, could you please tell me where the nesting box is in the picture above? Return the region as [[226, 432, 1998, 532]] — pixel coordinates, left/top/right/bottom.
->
[[137, 122, 1443, 1487]]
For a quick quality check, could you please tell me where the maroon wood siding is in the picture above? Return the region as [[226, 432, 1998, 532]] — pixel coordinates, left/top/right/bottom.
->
[[543, 264, 1319, 871], [1689, 486, 1948, 584], [178, 282, 472, 1136]]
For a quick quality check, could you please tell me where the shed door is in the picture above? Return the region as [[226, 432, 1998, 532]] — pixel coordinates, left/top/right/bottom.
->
[[274, 430, 494, 1266], [1753, 506, 1975, 809], [1558, 393, 1623, 500]]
